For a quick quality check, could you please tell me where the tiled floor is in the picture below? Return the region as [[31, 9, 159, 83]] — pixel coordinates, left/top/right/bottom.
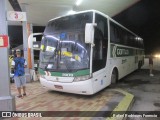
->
[[9, 81, 117, 120]]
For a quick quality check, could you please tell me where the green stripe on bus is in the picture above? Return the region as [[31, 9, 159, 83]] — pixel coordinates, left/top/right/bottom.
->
[[111, 44, 144, 57], [38, 68, 90, 77], [38, 68, 45, 75]]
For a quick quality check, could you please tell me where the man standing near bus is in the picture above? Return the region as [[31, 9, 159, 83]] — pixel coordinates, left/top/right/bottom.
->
[[149, 53, 154, 76], [12, 49, 27, 98]]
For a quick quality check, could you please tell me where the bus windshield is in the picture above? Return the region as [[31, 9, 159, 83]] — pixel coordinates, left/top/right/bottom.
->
[[39, 12, 93, 72]]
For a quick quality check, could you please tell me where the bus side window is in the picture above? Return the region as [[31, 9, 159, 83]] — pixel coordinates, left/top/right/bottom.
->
[[110, 22, 120, 44]]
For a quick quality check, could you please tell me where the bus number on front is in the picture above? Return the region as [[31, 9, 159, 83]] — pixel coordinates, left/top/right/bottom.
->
[[62, 73, 73, 77]]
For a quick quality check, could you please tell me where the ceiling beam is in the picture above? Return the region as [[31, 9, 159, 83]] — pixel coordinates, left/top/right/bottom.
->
[[8, 0, 21, 11]]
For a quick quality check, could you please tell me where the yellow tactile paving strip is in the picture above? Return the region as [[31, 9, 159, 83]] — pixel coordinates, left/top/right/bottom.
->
[[112, 89, 134, 111], [8, 81, 117, 120], [106, 89, 134, 120]]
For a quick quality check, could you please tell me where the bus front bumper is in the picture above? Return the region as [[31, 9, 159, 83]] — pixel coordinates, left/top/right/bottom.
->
[[40, 77, 94, 95]]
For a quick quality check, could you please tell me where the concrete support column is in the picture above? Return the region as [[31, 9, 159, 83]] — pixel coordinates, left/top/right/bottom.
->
[[27, 23, 34, 70], [21, 4, 32, 82], [0, 0, 15, 111], [27, 23, 35, 80]]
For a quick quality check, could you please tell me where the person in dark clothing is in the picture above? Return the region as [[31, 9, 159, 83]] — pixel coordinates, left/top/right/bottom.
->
[[149, 54, 154, 76]]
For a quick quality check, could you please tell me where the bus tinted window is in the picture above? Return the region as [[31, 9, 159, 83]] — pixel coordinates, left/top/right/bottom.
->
[[110, 21, 144, 49], [92, 13, 108, 72], [44, 12, 93, 34]]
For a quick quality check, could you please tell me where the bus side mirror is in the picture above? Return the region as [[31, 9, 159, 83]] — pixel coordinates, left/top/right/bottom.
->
[[85, 23, 97, 44]]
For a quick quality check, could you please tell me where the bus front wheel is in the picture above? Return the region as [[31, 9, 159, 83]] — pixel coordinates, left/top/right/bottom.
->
[[111, 68, 118, 84]]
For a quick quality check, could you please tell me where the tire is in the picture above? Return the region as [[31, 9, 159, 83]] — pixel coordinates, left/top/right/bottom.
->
[[111, 69, 118, 84]]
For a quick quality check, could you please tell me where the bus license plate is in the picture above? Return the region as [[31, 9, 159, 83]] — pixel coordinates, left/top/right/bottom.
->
[[54, 85, 63, 89]]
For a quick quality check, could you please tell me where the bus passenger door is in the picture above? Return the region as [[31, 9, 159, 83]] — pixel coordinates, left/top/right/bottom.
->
[[92, 13, 108, 93]]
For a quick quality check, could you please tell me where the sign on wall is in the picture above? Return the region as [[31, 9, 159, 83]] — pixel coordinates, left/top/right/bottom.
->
[[7, 11, 27, 21], [0, 35, 9, 47]]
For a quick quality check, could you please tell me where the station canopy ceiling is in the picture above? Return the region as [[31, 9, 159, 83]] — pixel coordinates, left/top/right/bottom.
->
[[7, 0, 141, 26]]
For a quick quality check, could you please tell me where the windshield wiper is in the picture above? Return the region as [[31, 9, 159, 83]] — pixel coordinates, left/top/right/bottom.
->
[[58, 40, 73, 72], [43, 35, 58, 71], [42, 35, 75, 72]]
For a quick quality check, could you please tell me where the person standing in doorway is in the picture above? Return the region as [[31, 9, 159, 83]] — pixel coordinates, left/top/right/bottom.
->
[[149, 53, 154, 76], [12, 49, 27, 98]]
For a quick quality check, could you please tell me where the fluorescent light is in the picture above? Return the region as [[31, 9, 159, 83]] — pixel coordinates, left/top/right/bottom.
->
[[76, 0, 83, 6], [67, 10, 76, 15]]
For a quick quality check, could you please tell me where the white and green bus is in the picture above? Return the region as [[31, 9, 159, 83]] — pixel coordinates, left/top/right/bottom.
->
[[39, 10, 144, 95]]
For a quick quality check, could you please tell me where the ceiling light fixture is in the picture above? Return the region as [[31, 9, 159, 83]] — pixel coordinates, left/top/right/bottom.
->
[[75, 0, 83, 6]]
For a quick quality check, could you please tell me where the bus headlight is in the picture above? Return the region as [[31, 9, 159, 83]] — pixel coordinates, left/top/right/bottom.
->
[[73, 75, 90, 82]]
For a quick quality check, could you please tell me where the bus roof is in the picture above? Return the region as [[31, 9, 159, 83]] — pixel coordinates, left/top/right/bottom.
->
[[48, 10, 108, 22]]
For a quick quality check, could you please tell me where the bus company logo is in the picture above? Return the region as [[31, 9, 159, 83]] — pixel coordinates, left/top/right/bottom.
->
[[112, 45, 117, 57], [112, 45, 129, 57], [117, 48, 129, 56]]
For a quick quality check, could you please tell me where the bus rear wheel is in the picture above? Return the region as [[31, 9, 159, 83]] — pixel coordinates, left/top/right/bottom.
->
[[111, 69, 118, 84]]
